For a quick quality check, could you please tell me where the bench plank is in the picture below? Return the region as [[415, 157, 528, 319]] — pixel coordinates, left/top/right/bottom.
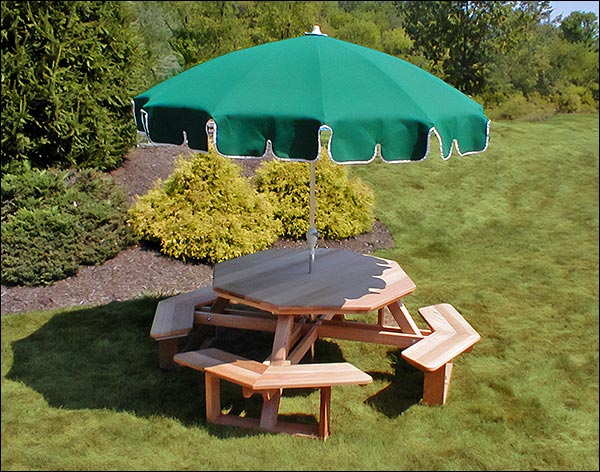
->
[[173, 348, 260, 369], [402, 332, 476, 372], [204, 362, 267, 388], [427, 303, 480, 335], [150, 286, 218, 340], [174, 348, 268, 388], [402, 304, 480, 372], [254, 363, 373, 389], [416, 304, 455, 333]]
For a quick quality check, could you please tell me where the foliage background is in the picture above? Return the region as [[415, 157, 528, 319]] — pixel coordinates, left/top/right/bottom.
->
[[253, 153, 376, 240], [128, 150, 281, 264], [0, 1, 150, 173], [1, 168, 136, 285]]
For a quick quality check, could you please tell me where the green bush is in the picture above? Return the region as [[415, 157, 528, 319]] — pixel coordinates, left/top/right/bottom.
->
[[1, 1, 149, 173], [128, 151, 280, 264], [253, 153, 376, 240], [487, 92, 556, 121], [555, 85, 598, 113], [1, 168, 136, 286]]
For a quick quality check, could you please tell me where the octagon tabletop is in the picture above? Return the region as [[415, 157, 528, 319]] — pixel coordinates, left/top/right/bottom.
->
[[212, 248, 416, 315]]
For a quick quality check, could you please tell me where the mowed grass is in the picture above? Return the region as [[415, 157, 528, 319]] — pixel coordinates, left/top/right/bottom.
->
[[2, 113, 598, 470]]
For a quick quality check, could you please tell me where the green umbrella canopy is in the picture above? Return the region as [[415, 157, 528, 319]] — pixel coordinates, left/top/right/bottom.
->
[[133, 27, 490, 163]]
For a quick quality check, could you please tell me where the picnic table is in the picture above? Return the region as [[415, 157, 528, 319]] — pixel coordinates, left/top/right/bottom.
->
[[151, 248, 480, 439]]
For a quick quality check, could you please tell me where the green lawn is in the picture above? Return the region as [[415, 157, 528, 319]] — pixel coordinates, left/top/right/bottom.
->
[[2, 113, 598, 471]]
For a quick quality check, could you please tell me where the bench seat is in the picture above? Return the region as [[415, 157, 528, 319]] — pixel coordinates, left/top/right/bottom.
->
[[151, 286, 218, 340], [150, 286, 218, 369], [174, 348, 267, 388], [401, 303, 480, 405], [254, 363, 372, 390], [173, 348, 372, 440]]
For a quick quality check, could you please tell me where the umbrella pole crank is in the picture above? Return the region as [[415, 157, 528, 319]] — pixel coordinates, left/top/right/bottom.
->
[[307, 161, 318, 273]]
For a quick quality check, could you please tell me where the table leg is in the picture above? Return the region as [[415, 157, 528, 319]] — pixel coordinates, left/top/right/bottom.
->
[[271, 316, 294, 365], [422, 362, 453, 405], [259, 316, 294, 430], [259, 389, 282, 430]]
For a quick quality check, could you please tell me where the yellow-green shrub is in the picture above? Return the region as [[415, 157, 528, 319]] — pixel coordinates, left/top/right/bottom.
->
[[253, 153, 375, 240], [128, 150, 280, 263]]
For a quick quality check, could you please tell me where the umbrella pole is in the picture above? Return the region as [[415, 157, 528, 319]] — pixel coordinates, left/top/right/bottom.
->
[[307, 161, 318, 273]]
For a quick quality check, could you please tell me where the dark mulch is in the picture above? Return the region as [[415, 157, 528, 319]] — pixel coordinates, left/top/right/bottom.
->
[[1, 144, 394, 316]]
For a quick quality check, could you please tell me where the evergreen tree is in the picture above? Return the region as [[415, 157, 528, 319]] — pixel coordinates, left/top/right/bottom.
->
[[1, 1, 149, 172]]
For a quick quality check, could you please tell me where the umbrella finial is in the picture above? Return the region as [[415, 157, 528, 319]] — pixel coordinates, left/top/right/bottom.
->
[[306, 25, 327, 36]]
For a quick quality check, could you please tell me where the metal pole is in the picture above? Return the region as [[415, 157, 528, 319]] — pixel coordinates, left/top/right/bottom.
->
[[307, 160, 318, 273]]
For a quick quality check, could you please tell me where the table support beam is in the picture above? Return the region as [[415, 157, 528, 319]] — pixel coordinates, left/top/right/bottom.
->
[[194, 310, 426, 350], [387, 300, 421, 335]]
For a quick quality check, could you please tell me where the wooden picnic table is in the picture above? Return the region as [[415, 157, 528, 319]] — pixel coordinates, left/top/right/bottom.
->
[[152, 248, 480, 439]]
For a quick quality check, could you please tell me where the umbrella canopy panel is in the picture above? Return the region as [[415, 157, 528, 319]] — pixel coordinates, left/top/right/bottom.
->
[[134, 31, 490, 164]]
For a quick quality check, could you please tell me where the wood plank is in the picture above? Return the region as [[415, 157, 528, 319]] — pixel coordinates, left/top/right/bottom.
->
[[319, 387, 331, 440], [150, 286, 217, 339], [287, 314, 335, 365], [205, 372, 221, 423], [253, 363, 372, 389], [270, 316, 294, 365], [401, 331, 457, 371], [422, 362, 453, 405], [157, 337, 184, 370], [387, 300, 422, 335], [402, 304, 480, 371], [259, 389, 282, 429], [173, 348, 268, 384], [212, 414, 320, 439], [423, 303, 481, 336], [417, 305, 455, 333], [210, 296, 230, 313], [317, 319, 424, 348], [194, 311, 277, 332], [204, 363, 266, 388]]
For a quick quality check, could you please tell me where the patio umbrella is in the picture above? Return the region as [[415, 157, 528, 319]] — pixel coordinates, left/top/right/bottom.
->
[[133, 25, 490, 272]]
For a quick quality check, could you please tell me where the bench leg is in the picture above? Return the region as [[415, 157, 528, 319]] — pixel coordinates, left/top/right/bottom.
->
[[205, 372, 221, 423], [422, 362, 453, 405], [319, 387, 331, 440], [157, 337, 185, 370]]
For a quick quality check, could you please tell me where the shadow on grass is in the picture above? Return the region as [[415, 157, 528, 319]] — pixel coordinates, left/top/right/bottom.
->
[[6, 298, 422, 436], [365, 351, 424, 416]]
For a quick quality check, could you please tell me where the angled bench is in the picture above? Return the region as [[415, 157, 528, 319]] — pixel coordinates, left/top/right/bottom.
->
[[174, 348, 372, 440], [150, 286, 219, 369], [401, 303, 480, 405]]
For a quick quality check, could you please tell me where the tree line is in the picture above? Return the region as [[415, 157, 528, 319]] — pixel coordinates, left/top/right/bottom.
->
[[2, 1, 598, 173]]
